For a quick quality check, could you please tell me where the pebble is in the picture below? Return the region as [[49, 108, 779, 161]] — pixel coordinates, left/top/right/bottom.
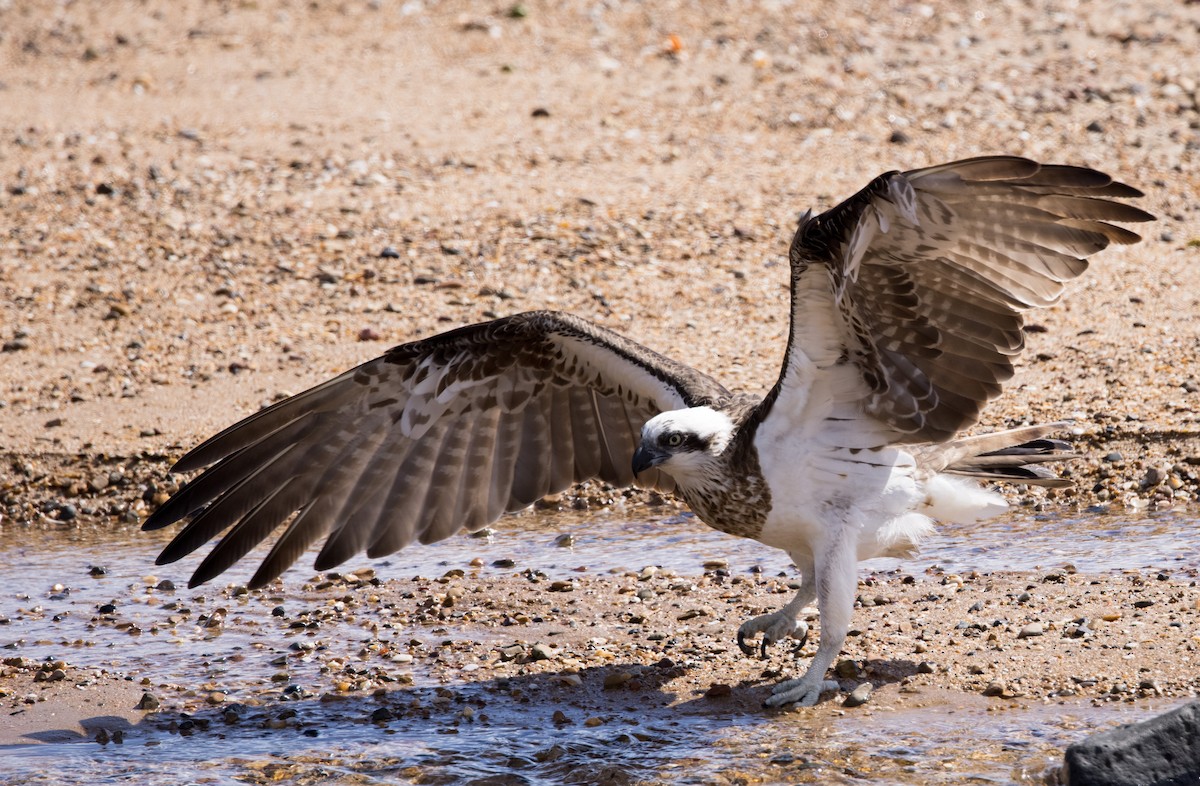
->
[[704, 683, 732, 699], [835, 659, 860, 679], [529, 643, 554, 662], [1017, 622, 1045, 639], [136, 692, 160, 710], [603, 672, 632, 689], [843, 682, 873, 707]]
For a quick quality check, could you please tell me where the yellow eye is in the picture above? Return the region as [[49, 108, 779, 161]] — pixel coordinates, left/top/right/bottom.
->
[[665, 432, 684, 448]]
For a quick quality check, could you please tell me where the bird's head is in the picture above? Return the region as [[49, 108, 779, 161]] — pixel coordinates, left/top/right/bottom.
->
[[632, 406, 735, 483]]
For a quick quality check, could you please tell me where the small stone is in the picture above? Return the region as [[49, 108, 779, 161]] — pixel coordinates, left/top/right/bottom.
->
[[529, 643, 554, 662], [1103, 451, 1124, 463], [371, 707, 394, 722], [89, 565, 108, 577], [1142, 467, 1167, 487], [1017, 622, 1045, 639], [379, 246, 401, 259], [1132, 599, 1155, 609], [358, 327, 381, 341], [888, 129, 911, 144], [207, 691, 226, 705], [136, 692, 160, 710], [2, 338, 30, 352], [983, 681, 1006, 697], [548, 580, 574, 592], [603, 672, 632, 689], [583, 716, 603, 727], [1085, 120, 1104, 133], [531, 107, 550, 118], [704, 683, 732, 699], [552, 710, 571, 724], [917, 661, 936, 674], [835, 659, 860, 679], [843, 682, 872, 707]]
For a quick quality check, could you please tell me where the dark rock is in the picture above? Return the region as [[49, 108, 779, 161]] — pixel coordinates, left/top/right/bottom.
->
[[888, 129, 910, 144], [136, 692, 160, 710], [1063, 701, 1200, 786]]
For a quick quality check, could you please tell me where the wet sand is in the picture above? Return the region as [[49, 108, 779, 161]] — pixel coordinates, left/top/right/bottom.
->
[[2, 556, 1198, 781]]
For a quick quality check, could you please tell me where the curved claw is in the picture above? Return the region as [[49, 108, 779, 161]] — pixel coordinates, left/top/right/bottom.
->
[[736, 630, 757, 658], [737, 618, 810, 659]]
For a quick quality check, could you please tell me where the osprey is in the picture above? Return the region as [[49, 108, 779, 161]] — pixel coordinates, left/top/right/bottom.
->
[[146, 156, 1151, 706]]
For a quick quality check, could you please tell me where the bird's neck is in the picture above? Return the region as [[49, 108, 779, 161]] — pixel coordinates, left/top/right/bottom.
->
[[672, 444, 771, 540]]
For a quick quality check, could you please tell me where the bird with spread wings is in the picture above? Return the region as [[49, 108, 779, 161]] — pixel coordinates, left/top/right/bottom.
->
[[145, 156, 1151, 707]]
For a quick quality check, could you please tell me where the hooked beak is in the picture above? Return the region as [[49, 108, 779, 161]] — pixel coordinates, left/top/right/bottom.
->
[[631, 444, 666, 476]]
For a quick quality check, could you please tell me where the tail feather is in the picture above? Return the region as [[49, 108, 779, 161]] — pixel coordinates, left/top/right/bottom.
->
[[919, 422, 1077, 489]]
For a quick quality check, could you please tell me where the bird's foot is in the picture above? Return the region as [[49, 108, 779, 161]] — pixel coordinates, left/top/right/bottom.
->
[[736, 612, 809, 658], [763, 675, 841, 708]]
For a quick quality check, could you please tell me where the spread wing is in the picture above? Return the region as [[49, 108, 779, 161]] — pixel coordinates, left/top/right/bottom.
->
[[144, 311, 731, 588], [786, 156, 1153, 442]]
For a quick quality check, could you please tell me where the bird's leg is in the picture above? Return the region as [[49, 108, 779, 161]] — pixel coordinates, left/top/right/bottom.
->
[[764, 530, 855, 707], [737, 558, 816, 658]]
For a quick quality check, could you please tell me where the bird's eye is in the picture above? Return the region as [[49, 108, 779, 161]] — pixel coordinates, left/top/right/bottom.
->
[[665, 432, 684, 448]]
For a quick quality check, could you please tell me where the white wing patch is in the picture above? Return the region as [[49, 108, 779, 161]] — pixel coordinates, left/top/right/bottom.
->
[[886, 176, 920, 226]]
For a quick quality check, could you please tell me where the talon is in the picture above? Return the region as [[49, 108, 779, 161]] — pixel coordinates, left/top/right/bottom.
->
[[759, 636, 769, 659], [736, 631, 756, 657]]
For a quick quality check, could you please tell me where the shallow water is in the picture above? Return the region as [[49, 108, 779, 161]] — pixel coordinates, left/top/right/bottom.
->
[[1, 505, 1196, 784]]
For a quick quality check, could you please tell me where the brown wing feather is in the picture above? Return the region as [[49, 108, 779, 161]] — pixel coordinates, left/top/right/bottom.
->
[[789, 156, 1152, 441], [145, 311, 731, 587]]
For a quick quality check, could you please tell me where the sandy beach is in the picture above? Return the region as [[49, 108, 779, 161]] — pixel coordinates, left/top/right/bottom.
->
[[1, 0, 1199, 781]]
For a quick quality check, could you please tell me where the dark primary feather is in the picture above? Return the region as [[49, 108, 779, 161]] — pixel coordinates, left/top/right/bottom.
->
[[144, 311, 733, 588], [788, 156, 1152, 442]]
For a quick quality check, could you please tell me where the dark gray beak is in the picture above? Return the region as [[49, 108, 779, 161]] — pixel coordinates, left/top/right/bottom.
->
[[632, 444, 665, 476]]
